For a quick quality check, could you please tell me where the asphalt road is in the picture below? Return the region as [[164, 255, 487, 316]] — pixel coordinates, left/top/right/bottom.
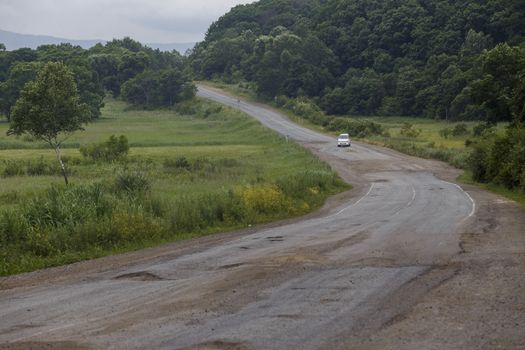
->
[[0, 86, 523, 350]]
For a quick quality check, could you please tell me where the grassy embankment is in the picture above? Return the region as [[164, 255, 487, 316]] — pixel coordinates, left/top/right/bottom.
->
[[204, 81, 524, 209], [0, 97, 348, 276]]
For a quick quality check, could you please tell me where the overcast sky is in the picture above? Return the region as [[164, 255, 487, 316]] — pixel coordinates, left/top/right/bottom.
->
[[0, 0, 254, 43]]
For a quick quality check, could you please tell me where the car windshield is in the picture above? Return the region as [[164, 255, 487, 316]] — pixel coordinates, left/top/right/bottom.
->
[[339, 135, 349, 140]]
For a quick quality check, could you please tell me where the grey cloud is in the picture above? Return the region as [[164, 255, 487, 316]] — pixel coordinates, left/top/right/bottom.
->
[[0, 0, 254, 43]]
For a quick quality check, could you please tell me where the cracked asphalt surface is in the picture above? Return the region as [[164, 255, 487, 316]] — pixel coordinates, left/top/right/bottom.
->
[[0, 85, 524, 350]]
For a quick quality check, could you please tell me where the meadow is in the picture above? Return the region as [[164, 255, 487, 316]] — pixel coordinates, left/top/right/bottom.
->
[[0, 97, 347, 275], [356, 117, 506, 168]]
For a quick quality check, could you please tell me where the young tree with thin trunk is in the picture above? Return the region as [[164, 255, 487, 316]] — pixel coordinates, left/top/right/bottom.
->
[[7, 62, 90, 185]]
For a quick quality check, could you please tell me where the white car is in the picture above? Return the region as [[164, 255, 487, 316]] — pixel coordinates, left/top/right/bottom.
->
[[337, 133, 351, 147]]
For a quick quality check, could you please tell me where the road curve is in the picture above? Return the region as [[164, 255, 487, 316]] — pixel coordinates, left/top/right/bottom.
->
[[1, 86, 524, 350]]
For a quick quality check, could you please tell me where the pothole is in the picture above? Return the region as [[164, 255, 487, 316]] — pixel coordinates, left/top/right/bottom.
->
[[272, 314, 302, 320], [113, 271, 165, 281], [218, 263, 246, 270], [179, 340, 249, 350], [261, 254, 327, 267]]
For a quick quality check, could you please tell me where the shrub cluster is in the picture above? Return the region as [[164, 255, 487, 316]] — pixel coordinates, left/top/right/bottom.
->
[[80, 135, 129, 162], [326, 118, 383, 137], [399, 122, 421, 138], [380, 139, 469, 169], [468, 124, 525, 191], [440, 123, 470, 139], [276, 95, 382, 137], [2, 157, 62, 177], [163, 156, 240, 177], [114, 167, 150, 194]]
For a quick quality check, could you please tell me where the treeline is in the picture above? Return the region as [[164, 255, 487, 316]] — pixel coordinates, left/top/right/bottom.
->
[[0, 37, 194, 119], [190, 0, 525, 122]]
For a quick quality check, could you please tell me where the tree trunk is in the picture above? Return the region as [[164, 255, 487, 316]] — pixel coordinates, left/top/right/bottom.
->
[[54, 145, 69, 185]]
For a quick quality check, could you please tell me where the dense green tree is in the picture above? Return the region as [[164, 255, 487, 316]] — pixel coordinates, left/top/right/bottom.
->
[[88, 53, 120, 94], [8, 48, 38, 63], [0, 61, 43, 121], [471, 43, 525, 123], [118, 52, 150, 88], [34, 44, 105, 119], [121, 70, 159, 106], [121, 68, 195, 107], [8, 62, 90, 185], [158, 69, 195, 105]]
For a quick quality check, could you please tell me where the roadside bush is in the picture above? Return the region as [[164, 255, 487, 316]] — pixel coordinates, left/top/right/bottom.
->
[[382, 140, 468, 169], [473, 122, 495, 137], [326, 118, 382, 137], [24, 228, 55, 257], [241, 184, 292, 216], [274, 95, 288, 107], [80, 135, 129, 162], [468, 125, 525, 189], [169, 190, 243, 232], [452, 123, 469, 136], [114, 168, 150, 194], [174, 99, 199, 115], [109, 208, 164, 243], [203, 106, 223, 118], [439, 127, 452, 139], [280, 97, 330, 126], [399, 122, 421, 138], [0, 210, 29, 245], [24, 183, 113, 229], [276, 170, 339, 199]]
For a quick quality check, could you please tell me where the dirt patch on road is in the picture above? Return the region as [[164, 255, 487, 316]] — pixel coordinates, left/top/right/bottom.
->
[[113, 271, 166, 282], [258, 254, 327, 267]]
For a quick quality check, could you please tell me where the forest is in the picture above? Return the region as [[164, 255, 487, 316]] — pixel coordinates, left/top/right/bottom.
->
[[190, 0, 524, 123], [0, 37, 195, 119]]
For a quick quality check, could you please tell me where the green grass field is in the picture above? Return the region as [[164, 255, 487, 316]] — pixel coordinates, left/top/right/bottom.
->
[[0, 97, 347, 275]]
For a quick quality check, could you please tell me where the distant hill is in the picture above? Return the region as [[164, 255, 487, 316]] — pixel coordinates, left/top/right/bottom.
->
[[0, 29, 195, 54], [147, 42, 196, 54], [0, 29, 104, 50]]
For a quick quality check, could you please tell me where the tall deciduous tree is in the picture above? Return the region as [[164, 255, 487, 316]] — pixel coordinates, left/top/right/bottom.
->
[[471, 43, 525, 123], [8, 62, 90, 185]]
